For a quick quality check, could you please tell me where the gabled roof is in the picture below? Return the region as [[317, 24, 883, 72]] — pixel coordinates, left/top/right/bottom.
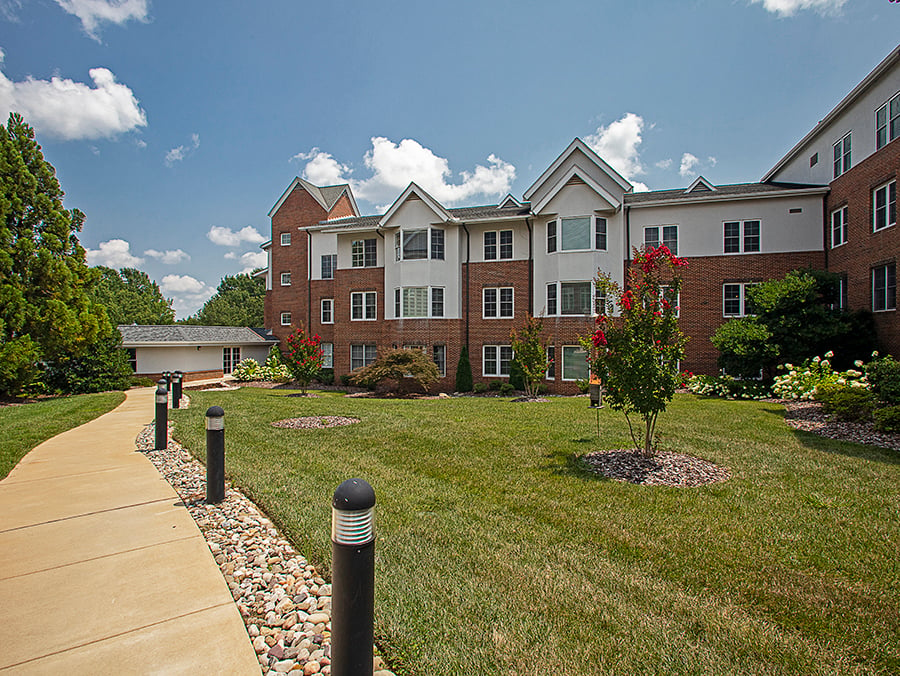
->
[[762, 44, 900, 182], [625, 181, 828, 207], [498, 193, 522, 208], [378, 182, 454, 227], [268, 177, 360, 218], [685, 176, 717, 193], [523, 138, 632, 200], [119, 325, 279, 346]]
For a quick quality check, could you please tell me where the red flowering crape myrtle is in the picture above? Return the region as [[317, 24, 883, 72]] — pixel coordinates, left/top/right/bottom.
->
[[581, 245, 688, 455], [281, 326, 324, 395]]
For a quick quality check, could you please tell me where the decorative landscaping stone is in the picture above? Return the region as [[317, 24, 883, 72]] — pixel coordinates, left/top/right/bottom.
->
[[136, 424, 396, 676], [271, 417, 361, 430]]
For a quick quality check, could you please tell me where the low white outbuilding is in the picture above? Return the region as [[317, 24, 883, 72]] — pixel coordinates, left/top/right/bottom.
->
[[118, 325, 280, 381]]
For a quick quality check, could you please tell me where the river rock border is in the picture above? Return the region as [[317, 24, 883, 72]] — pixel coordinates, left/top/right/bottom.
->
[[136, 424, 395, 676]]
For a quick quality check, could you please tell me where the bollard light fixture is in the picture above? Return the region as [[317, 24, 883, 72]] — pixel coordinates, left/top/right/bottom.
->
[[155, 385, 168, 404], [205, 406, 225, 430], [332, 478, 376, 546]]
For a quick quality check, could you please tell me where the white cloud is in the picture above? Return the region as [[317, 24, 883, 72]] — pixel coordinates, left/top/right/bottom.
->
[[223, 252, 237, 260], [294, 137, 516, 209], [135, 138, 147, 149], [55, 0, 149, 40], [655, 159, 673, 170], [678, 152, 718, 179], [160, 273, 215, 318], [293, 147, 350, 186], [85, 238, 143, 267], [236, 251, 267, 274], [144, 248, 190, 264], [0, 50, 147, 141], [207, 225, 265, 247], [750, 0, 846, 16], [584, 113, 645, 182], [164, 132, 199, 166], [679, 153, 700, 178]]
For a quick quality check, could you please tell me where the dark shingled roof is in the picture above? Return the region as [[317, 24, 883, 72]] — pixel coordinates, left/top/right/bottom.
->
[[118, 325, 279, 345], [309, 202, 532, 230], [624, 181, 827, 205]]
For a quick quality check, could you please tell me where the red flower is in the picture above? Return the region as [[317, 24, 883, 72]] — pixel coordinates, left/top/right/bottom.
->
[[592, 329, 607, 347]]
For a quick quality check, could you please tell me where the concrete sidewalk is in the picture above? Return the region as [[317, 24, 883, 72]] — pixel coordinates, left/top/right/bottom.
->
[[0, 387, 260, 674]]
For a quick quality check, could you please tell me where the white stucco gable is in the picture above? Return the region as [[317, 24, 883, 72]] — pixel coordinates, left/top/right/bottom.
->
[[378, 183, 454, 228], [523, 138, 631, 215]]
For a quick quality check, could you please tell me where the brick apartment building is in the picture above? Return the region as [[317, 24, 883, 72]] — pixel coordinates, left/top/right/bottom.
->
[[261, 45, 899, 393]]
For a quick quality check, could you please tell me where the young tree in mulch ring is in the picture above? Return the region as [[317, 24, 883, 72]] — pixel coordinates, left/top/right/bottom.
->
[[510, 313, 550, 399], [350, 348, 440, 394], [581, 245, 688, 456], [280, 326, 324, 395]]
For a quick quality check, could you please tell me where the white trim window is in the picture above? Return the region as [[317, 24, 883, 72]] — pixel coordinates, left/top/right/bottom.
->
[[350, 291, 377, 320], [393, 287, 444, 318], [723, 283, 757, 317], [644, 225, 678, 254], [483, 345, 512, 377], [321, 298, 333, 324], [280, 312, 292, 326], [872, 263, 896, 312], [831, 207, 848, 247], [723, 220, 760, 253], [561, 345, 589, 381], [483, 287, 514, 318], [280, 232, 291, 246], [433, 345, 446, 377], [875, 92, 900, 150], [351, 238, 377, 267], [546, 281, 593, 316], [223, 347, 241, 375], [833, 133, 851, 179], [321, 343, 333, 368], [321, 254, 337, 279], [547, 216, 607, 253], [873, 180, 896, 232], [350, 344, 376, 370], [280, 272, 291, 286], [484, 229, 513, 260], [394, 228, 444, 261]]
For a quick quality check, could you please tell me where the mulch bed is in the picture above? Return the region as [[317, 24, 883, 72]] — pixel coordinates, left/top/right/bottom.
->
[[581, 449, 730, 487], [271, 416, 360, 430], [782, 399, 900, 451]]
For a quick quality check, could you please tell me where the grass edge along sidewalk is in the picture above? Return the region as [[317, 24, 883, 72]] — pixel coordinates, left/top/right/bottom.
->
[[171, 387, 900, 676]]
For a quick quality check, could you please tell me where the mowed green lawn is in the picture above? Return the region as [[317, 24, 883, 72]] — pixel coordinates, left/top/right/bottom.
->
[[172, 389, 899, 675], [0, 391, 126, 480]]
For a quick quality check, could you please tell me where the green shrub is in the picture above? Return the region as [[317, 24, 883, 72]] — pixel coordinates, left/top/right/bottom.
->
[[866, 356, 900, 405], [772, 353, 867, 400], [574, 378, 590, 394], [473, 382, 488, 393], [488, 381, 502, 391], [873, 405, 900, 433], [316, 368, 334, 385], [130, 376, 155, 388], [711, 317, 777, 379], [455, 346, 473, 392], [350, 349, 440, 393], [509, 359, 525, 391], [231, 358, 260, 381], [687, 374, 772, 400], [43, 339, 132, 394], [819, 387, 874, 422], [499, 382, 514, 395], [340, 374, 352, 386]]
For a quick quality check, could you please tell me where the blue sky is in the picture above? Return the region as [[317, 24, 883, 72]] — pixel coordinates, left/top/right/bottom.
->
[[1, 0, 898, 317]]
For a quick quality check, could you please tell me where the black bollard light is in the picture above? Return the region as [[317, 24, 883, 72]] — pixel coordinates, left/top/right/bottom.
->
[[331, 478, 376, 676], [205, 406, 225, 504], [163, 371, 173, 401], [173, 370, 183, 409], [155, 384, 168, 450]]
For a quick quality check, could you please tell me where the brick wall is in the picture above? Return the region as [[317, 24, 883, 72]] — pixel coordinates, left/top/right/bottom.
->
[[678, 251, 825, 374], [827, 137, 900, 357]]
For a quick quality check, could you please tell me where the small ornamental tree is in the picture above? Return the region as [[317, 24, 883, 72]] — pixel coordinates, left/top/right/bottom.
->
[[510, 314, 549, 398], [350, 348, 440, 393], [581, 245, 688, 456], [280, 326, 324, 394], [455, 345, 473, 392]]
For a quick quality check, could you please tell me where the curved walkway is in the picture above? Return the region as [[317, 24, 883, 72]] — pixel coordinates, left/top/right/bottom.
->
[[0, 387, 259, 674]]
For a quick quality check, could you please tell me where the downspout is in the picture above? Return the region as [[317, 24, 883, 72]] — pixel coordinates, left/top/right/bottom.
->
[[306, 229, 312, 330], [822, 192, 829, 271], [624, 205, 632, 288], [462, 222, 470, 348], [526, 217, 533, 315]]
